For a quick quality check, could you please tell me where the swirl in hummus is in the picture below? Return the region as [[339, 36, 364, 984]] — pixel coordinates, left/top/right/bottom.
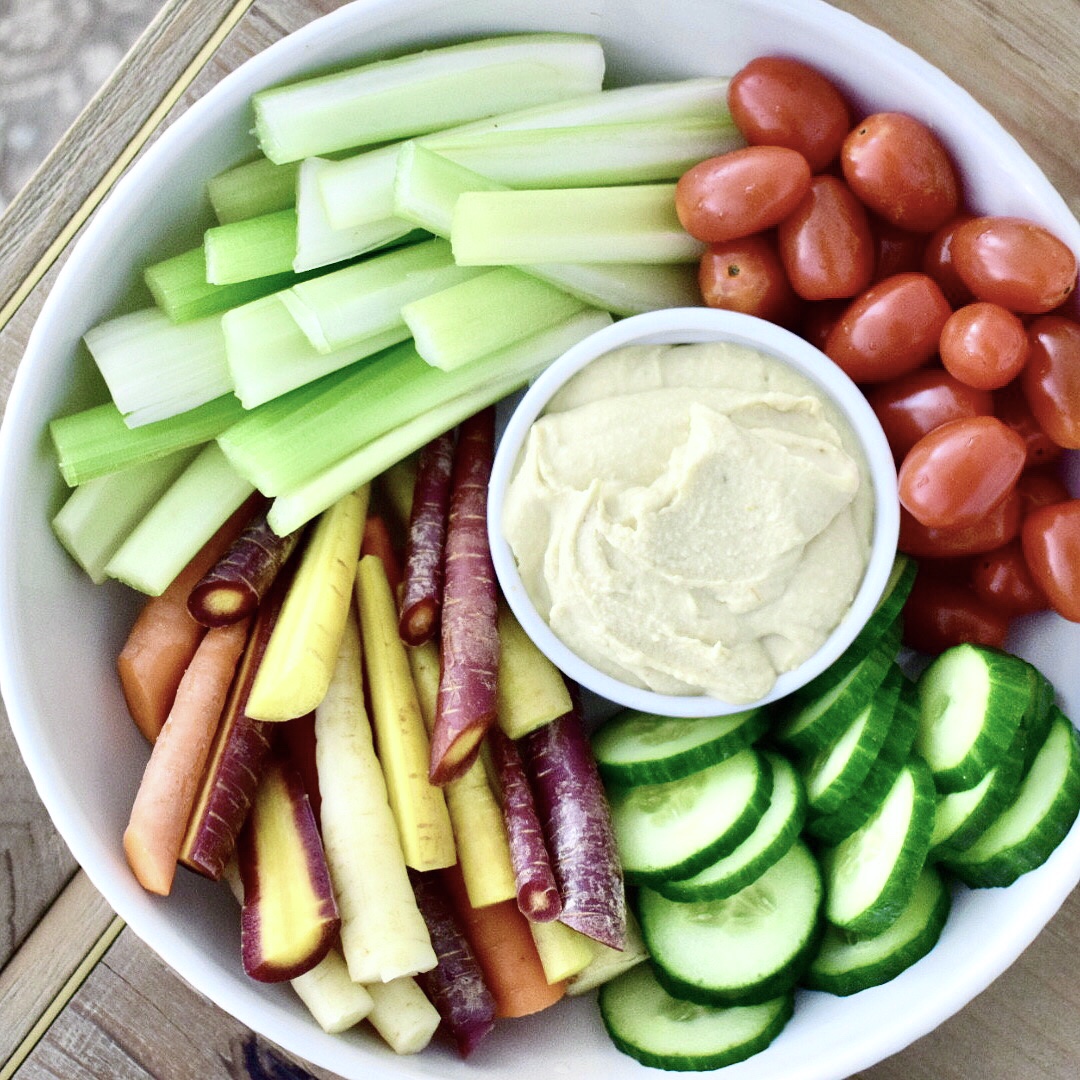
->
[[501, 341, 874, 703]]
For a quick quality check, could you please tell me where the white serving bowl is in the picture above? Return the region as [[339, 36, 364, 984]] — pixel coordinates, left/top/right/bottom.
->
[[488, 307, 900, 719], [2, 2, 1080, 1079]]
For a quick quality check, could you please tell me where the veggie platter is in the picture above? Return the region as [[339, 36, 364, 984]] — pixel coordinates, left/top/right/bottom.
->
[[3, 1, 1080, 1079]]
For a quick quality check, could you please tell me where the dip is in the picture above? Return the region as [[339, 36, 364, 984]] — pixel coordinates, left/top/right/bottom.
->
[[501, 342, 874, 703]]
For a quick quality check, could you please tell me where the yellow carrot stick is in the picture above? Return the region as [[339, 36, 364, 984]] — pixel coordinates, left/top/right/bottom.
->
[[290, 947, 374, 1034], [496, 601, 573, 739], [355, 553, 456, 871], [364, 976, 442, 1055], [408, 639, 517, 908], [246, 485, 368, 721], [529, 919, 596, 985]]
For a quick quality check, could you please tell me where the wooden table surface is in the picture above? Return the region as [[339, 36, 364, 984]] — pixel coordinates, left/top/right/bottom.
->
[[2, 1, 1080, 1077]]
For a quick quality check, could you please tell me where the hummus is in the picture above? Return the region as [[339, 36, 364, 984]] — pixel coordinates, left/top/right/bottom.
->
[[502, 342, 873, 703]]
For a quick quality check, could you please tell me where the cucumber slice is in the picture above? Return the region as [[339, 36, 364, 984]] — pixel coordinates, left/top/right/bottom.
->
[[773, 621, 901, 758], [803, 665, 903, 818], [821, 756, 936, 938], [654, 751, 807, 902], [941, 708, 1080, 888], [640, 840, 823, 1005], [599, 963, 794, 1072], [914, 643, 1033, 793], [804, 864, 951, 996], [1018, 662, 1056, 772], [609, 748, 771, 883], [592, 706, 767, 787]]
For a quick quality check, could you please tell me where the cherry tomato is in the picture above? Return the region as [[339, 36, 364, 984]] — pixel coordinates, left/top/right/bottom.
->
[[993, 379, 1064, 468], [902, 568, 1010, 653], [898, 415, 1026, 529], [777, 175, 874, 300], [872, 219, 926, 282], [1021, 315, 1080, 449], [899, 490, 1022, 557], [727, 56, 852, 172], [799, 298, 847, 353], [922, 214, 976, 307], [698, 233, 800, 325], [938, 302, 1029, 390], [1021, 499, 1080, 622], [1016, 466, 1071, 515], [865, 366, 993, 461], [840, 112, 959, 233], [950, 216, 1077, 314], [825, 272, 952, 383], [675, 146, 812, 243], [970, 539, 1049, 617]]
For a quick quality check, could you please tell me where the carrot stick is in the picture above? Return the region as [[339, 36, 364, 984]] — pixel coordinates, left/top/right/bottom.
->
[[429, 410, 500, 785], [361, 513, 404, 596], [441, 862, 566, 1020], [399, 431, 455, 646], [117, 494, 261, 742], [123, 616, 252, 896]]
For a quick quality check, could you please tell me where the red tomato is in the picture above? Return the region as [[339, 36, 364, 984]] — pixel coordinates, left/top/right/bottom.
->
[[777, 175, 874, 300], [698, 234, 800, 325], [938, 302, 1029, 390], [993, 379, 1064, 468], [675, 146, 812, 243], [865, 367, 993, 462], [799, 298, 847, 353], [970, 539, 1049, 617], [950, 216, 1078, 314], [898, 415, 1027, 529], [899, 490, 1022, 557], [840, 112, 959, 233], [1022, 315, 1080, 449], [902, 568, 1010, 653], [1021, 500, 1080, 622], [727, 56, 852, 172], [825, 272, 952, 383], [922, 214, 976, 307], [872, 219, 926, 282], [1016, 466, 1072, 515]]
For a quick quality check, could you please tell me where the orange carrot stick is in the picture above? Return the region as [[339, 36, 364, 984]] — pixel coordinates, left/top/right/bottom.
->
[[123, 616, 252, 896], [118, 495, 261, 741], [441, 862, 566, 1019], [361, 514, 404, 597]]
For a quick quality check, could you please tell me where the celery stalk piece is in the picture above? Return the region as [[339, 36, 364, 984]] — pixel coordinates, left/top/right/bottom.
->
[[223, 294, 410, 409], [267, 309, 614, 536], [393, 144, 703, 314], [319, 77, 734, 232], [280, 236, 480, 354], [450, 185, 704, 265], [207, 156, 300, 223], [204, 208, 298, 285], [52, 447, 200, 583], [105, 442, 256, 595], [252, 33, 606, 164], [49, 395, 245, 487], [293, 157, 418, 274], [402, 267, 588, 371], [144, 245, 297, 323]]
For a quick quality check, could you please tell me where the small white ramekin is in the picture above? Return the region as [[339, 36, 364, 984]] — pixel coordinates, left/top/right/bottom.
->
[[487, 306, 900, 718]]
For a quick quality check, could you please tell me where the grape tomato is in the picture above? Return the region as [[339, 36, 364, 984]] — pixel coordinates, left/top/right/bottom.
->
[[675, 145, 812, 243], [698, 233, 800, 324], [1016, 466, 1072, 515], [1021, 500, 1080, 622], [727, 55, 851, 172], [872, 220, 926, 282], [1022, 315, 1080, 449], [994, 380, 1064, 469], [922, 214, 976, 307], [840, 112, 959, 233], [902, 570, 1010, 653], [938, 302, 1029, 390], [898, 490, 1022, 557], [970, 539, 1048, 617]]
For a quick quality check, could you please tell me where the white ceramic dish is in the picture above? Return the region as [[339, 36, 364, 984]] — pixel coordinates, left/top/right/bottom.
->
[[2, 1, 1080, 1079], [488, 307, 900, 719]]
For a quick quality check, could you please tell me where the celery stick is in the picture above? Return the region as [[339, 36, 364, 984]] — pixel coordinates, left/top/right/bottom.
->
[[51, 447, 200, 583], [223, 294, 410, 408], [105, 442, 256, 595], [204, 208, 298, 285], [402, 267, 587, 371], [450, 185, 704, 265], [83, 308, 232, 427], [393, 144, 702, 313], [320, 78, 733, 231], [267, 309, 614, 536], [207, 156, 300, 223], [50, 395, 245, 487], [252, 34, 606, 164], [293, 157, 418, 273], [144, 245, 297, 323], [280, 236, 479, 353]]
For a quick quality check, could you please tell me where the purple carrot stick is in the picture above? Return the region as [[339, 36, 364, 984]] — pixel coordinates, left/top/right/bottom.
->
[[487, 725, 563, 922]]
